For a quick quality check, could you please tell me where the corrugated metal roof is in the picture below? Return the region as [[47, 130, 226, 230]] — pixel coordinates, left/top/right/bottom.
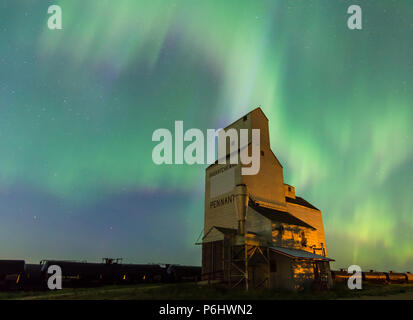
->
[[201, 226, 237, 241], [286, 196, 320, 211], [249, 202, 316, 230], [270, 246, 334, 261], [213, 226, 259, 236], [214, 226, 238, 235]]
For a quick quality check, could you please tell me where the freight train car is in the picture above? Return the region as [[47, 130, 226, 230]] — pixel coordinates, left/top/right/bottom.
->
[[40, 260, 116, 287], [386, 271, 408, 284], [332, 269, 413, 286], [331, 269, 351, 283], [117, 264, 165, 283], [0, 260, 25, 291], [362, 270, 387, 284]]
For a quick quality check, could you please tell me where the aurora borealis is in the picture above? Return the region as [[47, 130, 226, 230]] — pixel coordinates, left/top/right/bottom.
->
[[0, 0, 412, 271]]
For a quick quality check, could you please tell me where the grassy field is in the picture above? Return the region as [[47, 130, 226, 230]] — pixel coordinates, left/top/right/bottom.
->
[[1, 282, 413, 300]]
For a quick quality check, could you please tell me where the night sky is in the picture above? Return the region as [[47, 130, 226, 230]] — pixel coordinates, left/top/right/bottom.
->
[[0, 1, 412, 271]]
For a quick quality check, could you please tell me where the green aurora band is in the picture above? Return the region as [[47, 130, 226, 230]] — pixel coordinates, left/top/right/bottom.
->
[[0, 0, 412, 270]]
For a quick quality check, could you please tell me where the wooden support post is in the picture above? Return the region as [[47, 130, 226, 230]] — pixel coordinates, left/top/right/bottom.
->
[[245, 244, 249, 291], [267, 247, 270, 288]]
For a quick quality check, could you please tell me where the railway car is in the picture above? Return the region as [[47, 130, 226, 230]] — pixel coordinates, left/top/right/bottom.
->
[[362, 270, 387, 284], [331, 269, 351, 283], [386, 271, 408, 284], [40, 260, 115, 287], [117, 264, 165, 284], [0, 260, 25, 291], [166, 265, 201, 282]]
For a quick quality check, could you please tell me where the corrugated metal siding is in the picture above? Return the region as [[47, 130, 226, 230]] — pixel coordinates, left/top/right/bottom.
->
[[202, 240, 224, 280]]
